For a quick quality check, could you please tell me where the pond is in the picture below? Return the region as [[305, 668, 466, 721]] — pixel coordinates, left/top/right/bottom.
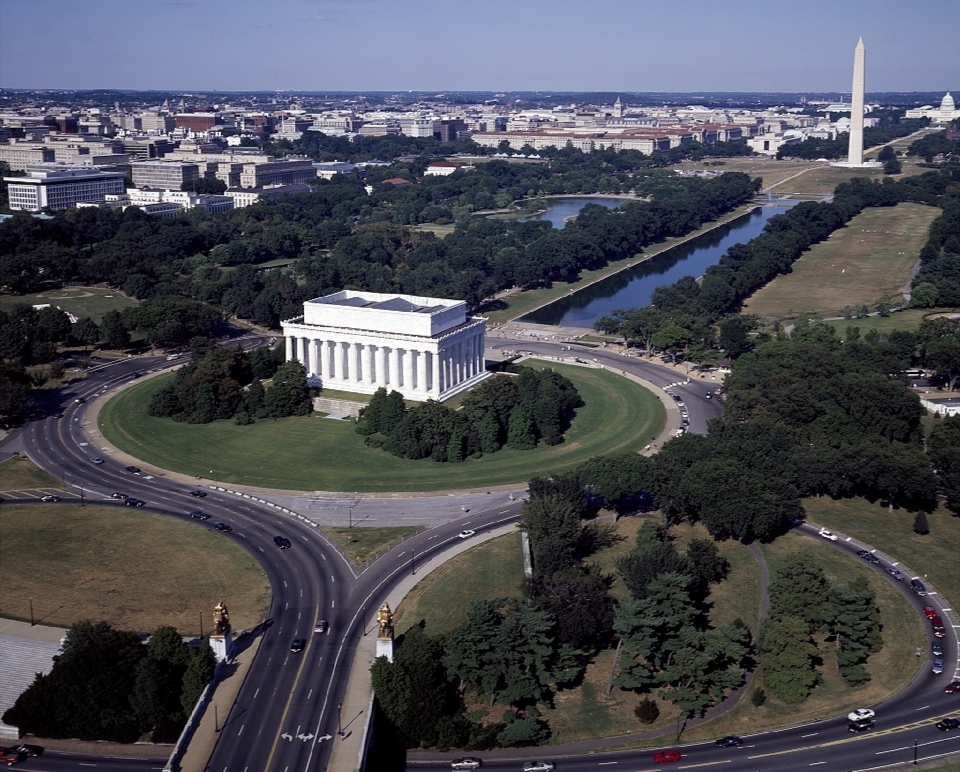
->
[[514, 196, 634, 229]]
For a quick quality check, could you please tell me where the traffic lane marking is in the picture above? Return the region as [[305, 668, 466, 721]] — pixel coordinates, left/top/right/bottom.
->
[[678, 761, 732, 768]]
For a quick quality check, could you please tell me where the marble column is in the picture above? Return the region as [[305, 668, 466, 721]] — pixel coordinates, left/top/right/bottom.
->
[[285, 335, 293, 361], [390, 347, 400, 387], [432, 350, 441, 397], [300, 337, 310, 373], [363, 344, 374, 385], [377, 346, 387, 388], [326, 340, 337, 381], [417, 350, 428, 394]]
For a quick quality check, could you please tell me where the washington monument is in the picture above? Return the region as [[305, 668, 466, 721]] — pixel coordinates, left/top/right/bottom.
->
[[848, 37, 866, 165]]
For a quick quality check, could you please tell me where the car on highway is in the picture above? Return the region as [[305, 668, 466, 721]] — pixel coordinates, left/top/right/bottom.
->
[[214, 522, 232, 532], [936, 718, 959, 731], [40, 495, 61, 502], [848, 719, 875, 732], [0, 746, 27, 764], [704, 392, 712, 399], [458, 530, 476, 539], [911, 578, 927, 596], [108, 492, 127, 500], [856, 549, 880, 564], [73, 397, 85, 404], [314, 620, 328, 634], [932, 658, 945, 674], [274, 535, 291, 549], [450, 759, 482, 770], [923, 606, 938, 619], [290, 638, 305, 653], [847, 708, 876, 722], [90, 457, 104, 464], [189, 510, 210, 520], [931, 615, 946, 638], [933, 641, 943, 656], [125, 498, 145, 507], [521, 763, 555, 772], [886, 567, 905, 581], [10, 744, 43, 757], [715, 736, 743, 747], [818, 528, 838, 541], [652, 749, 682, 763], [189, 490, 207, 498], [124, 465, 142, 475], [944, 681, 960, 694]]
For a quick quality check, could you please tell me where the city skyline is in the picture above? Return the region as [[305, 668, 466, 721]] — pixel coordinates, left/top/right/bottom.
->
[[1, 0, 958, 94]]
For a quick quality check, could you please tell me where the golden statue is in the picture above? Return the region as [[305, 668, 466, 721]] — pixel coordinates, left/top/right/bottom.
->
[[376, 602, 393, 640], [213, 600, 230, 636]]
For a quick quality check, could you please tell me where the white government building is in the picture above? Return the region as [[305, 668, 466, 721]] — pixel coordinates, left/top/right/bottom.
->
[[281, 291, 490, 402]]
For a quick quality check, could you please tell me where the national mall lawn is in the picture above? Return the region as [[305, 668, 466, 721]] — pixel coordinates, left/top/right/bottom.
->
[[99, 361, 665, 492]]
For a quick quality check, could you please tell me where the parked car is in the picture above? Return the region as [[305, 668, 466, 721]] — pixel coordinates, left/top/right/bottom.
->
[[936, 718, 959, 731], [458, 530, 476, 539], [189, 510, 210, 520], [886, 568, 905, 581], [214, 522, 232, 533], [847, 708, 876, 722], [274, 535, 291, 549], [450, 759, 482, 770], [40, 495, 61, 502], [932, 658, 945, 674], [290, 638, 305, 653], [189, 490, 207, 498], [715, 736, 743, 747], [125, 498, 145, 507], [652, 749, 682, 763], [911, 579, 927, 596], [818, 528, 838, 541]]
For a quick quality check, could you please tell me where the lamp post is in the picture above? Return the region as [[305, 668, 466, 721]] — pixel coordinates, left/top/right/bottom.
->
[[913, 738, 918, 765], [29, 598, 34, 626], [338, 702, 344, 739], [79, 482, 84, 507], [214, 703, 219, 733], [411, 549, 416, 576]]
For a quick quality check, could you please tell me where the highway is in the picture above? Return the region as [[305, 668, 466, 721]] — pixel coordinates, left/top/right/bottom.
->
[[2, 336, 958, 771]]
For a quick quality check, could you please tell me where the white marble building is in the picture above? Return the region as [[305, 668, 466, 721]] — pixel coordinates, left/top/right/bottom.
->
[[281, 291, 489, 402]]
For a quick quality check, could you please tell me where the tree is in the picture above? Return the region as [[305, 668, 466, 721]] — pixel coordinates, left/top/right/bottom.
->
[[635, 697, 660, 724], [768, 552, 830, 631], [507, 405, 537, 450], [264, 360, 312, 418], [71, 317, 101, 350], [824, 579, 881, 684], [527, 566, 614, 650], [180, 640, 216, 716], [913, 510, 930, 535], [100, 310, 130, 350], [757, 616, 819, 704]]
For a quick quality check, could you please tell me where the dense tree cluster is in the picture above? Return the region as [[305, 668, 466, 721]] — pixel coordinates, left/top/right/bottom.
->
[[907, 128, 960, 164], [3, 621, 215, 743], [356, 367, 583, 462], [758, 554, 881, 702], [148, 338, 303, 424], [776, 114, 928, 160], [910, 185, 960, 307]]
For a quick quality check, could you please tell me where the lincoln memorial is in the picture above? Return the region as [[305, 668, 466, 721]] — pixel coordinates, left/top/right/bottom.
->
[[281, 291, 490, 402]]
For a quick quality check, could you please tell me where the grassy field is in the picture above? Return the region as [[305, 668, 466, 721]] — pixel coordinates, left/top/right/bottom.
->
[[0, 455, 61, 491], [98, 361, 664, 492], [803, 496, 960, 611], [393, 530, 524, 636], [410, 223, 456, 238], [0, 504, 270, 635], [0, 286, 138, 323], [679, 530, 924, 745], [323, 525, 422, 564], [822, 308, 960, 339], [742, 203, 941, 322]]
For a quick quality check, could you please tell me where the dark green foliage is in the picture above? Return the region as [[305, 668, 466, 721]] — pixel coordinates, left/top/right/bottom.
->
[[149, 344, 254, 423], [180, 640, 216, 716], [757, 616, 819, 704], [928, 414, 960, 515], [767, 553, 830, 631], [100, 309, 130, 350], [634, 696, 660, 724], [750, 687, 767, 707], [825, 579, 882, 685], [71, 317, 101, 348], [576, 452, 652, 511], [263, 359, 313, 418], [526, 566, 614, 651], [522, 493, 583, 576], [913, 510, 930, 535], [507, 405, 537, 450]]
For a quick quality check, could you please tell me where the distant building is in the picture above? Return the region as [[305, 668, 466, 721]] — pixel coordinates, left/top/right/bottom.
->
[[0, 140, 55, 171], [225, 183, 316, 208], [313, 161, 359, 180], [424, 161, 472, 176], [905, 93, 960, 123], [5, 166, 126, 211], [131, 160, 201, 190]]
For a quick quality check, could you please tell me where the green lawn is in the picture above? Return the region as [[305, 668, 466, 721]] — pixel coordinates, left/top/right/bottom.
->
[[0, 455, 61, 491], [393, 530, 524, 636], [98, 361, 664, 492], [742, 203, 941, 322], [0, 505, 270, 635], [803, 496, 960, 611], [822, 308, 960, 339], [0, 286, 138, 323]]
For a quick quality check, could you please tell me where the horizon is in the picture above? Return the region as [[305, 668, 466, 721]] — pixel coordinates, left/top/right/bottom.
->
[[1, 0, 957, 94]]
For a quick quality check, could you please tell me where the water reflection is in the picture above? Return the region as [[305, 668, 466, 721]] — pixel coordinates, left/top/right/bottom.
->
[[521, 204, 793, 327], [517, 197, 632, 229]]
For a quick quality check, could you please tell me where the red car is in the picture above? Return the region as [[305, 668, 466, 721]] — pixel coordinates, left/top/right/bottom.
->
[[0, 746, 27, 765], [923, 606, 938, 619], [652, 749, 682, 763], [945, 681, 960, 694]]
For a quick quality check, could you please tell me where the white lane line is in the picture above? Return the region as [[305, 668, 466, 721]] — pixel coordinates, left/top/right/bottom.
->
[[801, 732, 819, 738]]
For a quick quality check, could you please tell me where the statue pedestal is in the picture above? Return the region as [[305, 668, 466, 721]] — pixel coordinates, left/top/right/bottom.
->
[[210, 632, 232, 663], [376, 638, 394, 662]]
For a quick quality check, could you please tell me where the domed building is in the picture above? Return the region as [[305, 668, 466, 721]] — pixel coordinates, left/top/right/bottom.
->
[[905, 93, 960, 123]]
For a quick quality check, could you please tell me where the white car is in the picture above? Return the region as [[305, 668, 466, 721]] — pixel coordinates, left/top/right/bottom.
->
[[314, 620, 328, 634], [847, 708, 875, 722], [458, 530, 476, 539], [818, 528, 838, 541], [450, 759, 482, 770], [522, 763, 555, 772]]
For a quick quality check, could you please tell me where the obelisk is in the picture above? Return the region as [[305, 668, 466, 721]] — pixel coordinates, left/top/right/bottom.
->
[[848, 37, 865, 166]]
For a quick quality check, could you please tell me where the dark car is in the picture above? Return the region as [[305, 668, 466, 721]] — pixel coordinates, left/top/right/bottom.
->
[[856, 549, 880, 564], [215, 522, 232, 532], [124, 465, 142, 475], [108, 492, 127, 500], [715, 735, 743, 747], [290, 637, 305, 653], [190, 510, 210, 520], [945, 681, 960, 694], [40, 495, 61, 502], [189, 490, 208, 498], [933, 641, 944, 656], [910, 579, 927, 596], [274, 535, 291, 549], [73, 397, 86, 405], [125, 498, 145, 507], [936, 718, 959, 731], [11, 744, 43, 757], [848, 719, 875, 733]]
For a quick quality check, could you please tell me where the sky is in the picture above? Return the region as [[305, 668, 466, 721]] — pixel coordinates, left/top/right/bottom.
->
[[1, 0, 957, 94]]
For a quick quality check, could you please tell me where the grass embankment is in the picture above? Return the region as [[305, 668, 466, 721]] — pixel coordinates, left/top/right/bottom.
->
[[0, 286, 137, 323], [99, 361, 664, 492], [0, 505, 270, 634], [0, 455, 62, 491], [805, 496, 960, 611], [821, 308, 960, 339], [323, 525, 423, 565], [742, 203, 941, 323], [683, 532, 924, 744]]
